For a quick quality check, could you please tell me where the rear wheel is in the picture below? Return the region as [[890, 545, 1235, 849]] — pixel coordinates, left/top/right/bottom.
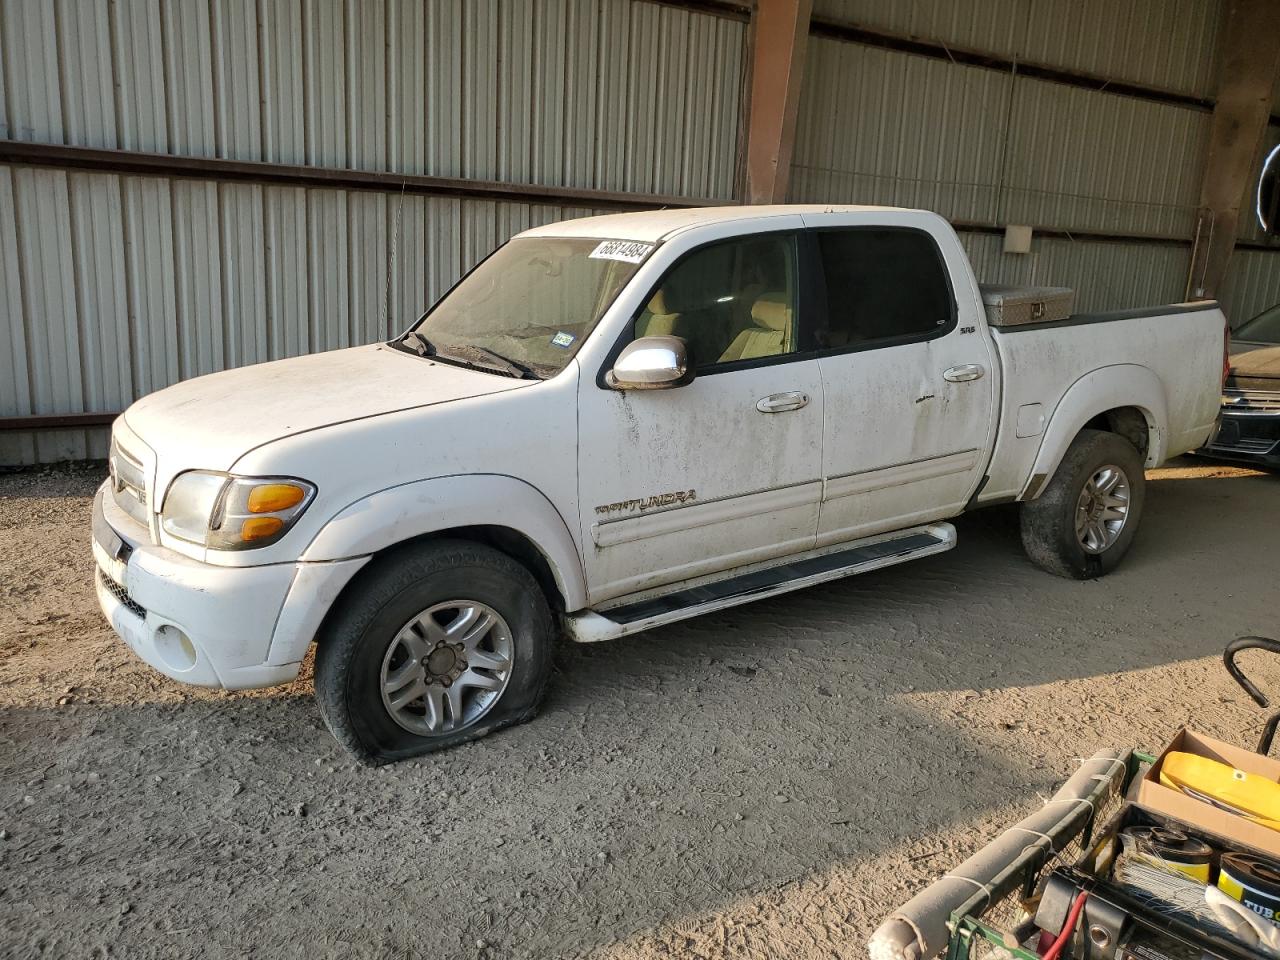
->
[[1020, 429, 1146, 579], [315, 540, 554, 764]]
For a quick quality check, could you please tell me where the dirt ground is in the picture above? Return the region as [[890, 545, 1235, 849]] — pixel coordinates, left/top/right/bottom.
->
[[2, 458, 1279, 960]]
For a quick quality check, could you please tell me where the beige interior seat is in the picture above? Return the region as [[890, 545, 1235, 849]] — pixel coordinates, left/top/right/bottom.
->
[[717, 293, 792, 363], [635, 289, 680, 338]]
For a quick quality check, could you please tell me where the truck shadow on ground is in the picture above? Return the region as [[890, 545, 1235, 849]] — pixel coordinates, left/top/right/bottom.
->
[[3, 462, 1278, 958]]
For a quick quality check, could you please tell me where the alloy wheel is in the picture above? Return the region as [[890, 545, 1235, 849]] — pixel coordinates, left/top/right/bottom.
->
[[379, 601, 514, 736]]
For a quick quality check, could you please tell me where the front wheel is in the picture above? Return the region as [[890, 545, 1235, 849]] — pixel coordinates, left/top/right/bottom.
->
[[1019, 429, 1146, 579], [315, 540, 554, 764]]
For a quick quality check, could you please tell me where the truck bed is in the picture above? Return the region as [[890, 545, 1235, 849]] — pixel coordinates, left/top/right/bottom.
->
[[976, 300, 1225, 503]]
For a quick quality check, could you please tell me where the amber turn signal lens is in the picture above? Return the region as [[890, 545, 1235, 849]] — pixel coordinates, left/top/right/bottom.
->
[[240, 516, 285, 542], [247, 483, 306, 514]]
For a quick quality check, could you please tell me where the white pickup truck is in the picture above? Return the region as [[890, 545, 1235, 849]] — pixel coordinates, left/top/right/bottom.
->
[[92, 205, 1225, 763]]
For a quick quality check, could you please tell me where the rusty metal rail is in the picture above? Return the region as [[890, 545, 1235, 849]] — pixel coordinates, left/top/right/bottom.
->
[[0, 413, 119, 432], [0, 140, 718, 213]]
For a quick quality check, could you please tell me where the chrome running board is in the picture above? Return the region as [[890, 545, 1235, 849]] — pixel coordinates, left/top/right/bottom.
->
[[563, 522, 956, 643]]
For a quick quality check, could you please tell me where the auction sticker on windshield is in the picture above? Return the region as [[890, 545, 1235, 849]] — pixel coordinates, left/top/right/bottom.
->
[[589, 240, 653, 263]]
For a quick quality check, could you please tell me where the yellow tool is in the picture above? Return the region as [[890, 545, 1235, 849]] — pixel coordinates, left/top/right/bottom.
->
[[1160, 751, 1280, 830]]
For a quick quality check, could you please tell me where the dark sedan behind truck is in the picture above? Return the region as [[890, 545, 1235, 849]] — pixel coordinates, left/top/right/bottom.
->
[[1201, 303, 1280, 468]]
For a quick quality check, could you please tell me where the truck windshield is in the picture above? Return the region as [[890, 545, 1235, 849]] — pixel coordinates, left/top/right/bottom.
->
[[404, 237, 650, 378], [1235, 303, 1280, 344]]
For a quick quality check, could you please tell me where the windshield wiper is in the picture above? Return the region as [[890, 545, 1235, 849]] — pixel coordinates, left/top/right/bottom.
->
[[401, 330, 436, 357], [400, 331, 540, 380], [449, 345, 541, 380]]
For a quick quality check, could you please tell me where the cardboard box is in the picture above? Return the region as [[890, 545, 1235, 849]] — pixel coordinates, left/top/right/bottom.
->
[[1133, 727, 1280, 857]]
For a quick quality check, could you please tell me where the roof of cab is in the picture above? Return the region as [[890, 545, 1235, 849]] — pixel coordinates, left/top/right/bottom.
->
[[516, 204, 914, 244]]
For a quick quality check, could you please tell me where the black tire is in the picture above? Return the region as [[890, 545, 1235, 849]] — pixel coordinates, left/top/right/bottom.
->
[[315, 539, 554, 765], [1019, 429, 1147, 580]]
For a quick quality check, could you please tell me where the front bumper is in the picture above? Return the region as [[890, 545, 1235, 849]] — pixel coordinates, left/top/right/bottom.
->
[[92, 486, 367, 690], [1197, 409, 1280, 468]]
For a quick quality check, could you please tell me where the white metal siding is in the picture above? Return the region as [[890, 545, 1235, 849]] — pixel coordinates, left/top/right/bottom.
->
[[1020, 0, 1221, 99], [1000, 80, 1207, 237], [112, 0, 169, 153], [792, 36, 1207, 238], [812, 0, 1223, 99], [0, 163, 614, 465], [791, 40, 1012, 225], [790, 30, 1217, 324], [959, 232, 1193, 314], [1220, 249, 1280, 326], [0, 0, 747, 464], [0, 0, 745, 197]]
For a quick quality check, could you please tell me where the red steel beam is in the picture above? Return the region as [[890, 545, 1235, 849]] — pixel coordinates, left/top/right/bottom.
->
[[742, 0, 813, 204]]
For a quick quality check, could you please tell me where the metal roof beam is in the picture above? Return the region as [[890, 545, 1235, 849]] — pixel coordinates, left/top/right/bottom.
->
[[742, 0, 813, 204], [1187, 0, 1280, 301], [0, 140, 718, 212]]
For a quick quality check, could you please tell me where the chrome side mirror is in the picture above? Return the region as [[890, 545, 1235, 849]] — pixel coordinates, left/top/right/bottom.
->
[[606, 336, 693, 390]]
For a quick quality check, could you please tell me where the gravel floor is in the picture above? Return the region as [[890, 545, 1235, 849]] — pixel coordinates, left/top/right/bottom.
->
[[2, 458, 1278, 960]]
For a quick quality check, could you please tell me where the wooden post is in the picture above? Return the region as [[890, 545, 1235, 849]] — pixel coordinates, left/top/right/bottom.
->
[[742, 0, 813, 205], [1188, 0, 1280, 301]]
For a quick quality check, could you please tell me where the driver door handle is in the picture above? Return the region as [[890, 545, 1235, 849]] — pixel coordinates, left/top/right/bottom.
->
[[943, 364, 985, 383], [756, 391, 809, 413]]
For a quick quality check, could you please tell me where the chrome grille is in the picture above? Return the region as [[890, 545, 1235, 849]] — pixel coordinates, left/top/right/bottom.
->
[[108, 438, 149, 528], [1221, 390, 1280, 413]]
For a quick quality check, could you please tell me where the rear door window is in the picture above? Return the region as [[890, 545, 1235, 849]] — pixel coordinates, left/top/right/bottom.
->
[[813, 228, 954, 350]]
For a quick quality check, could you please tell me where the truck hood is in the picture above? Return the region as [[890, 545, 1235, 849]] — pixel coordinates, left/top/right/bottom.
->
[[123, 344, 526, 476], [1228, 340, 1280, 389]]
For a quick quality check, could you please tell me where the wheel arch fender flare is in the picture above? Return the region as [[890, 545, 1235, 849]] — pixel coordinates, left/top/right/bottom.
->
[[299, 474, 588, 611], [1021, 364, 1167, 500]]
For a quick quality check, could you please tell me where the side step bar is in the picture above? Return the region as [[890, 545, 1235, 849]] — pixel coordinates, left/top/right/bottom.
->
[[564, 522, 956, 643]]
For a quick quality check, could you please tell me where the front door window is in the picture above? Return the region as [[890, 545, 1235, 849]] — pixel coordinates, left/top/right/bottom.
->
[[633, 233, 800, 370]]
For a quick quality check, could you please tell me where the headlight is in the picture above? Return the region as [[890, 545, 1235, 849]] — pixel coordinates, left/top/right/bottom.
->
[[161, 472, 316, 550]]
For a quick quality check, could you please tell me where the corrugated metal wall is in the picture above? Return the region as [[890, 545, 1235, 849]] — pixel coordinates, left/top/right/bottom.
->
[[793, 0, 1232, 308], [0, 0, 745, 196], [790, 40, 1209, 237], [0, 163, 608, 464], [0, 0, 747, 465], [1222, 249, 1280, 326], [811, 0, 1224, 98], [959, 233, 1193, 314], [999, 81, 1207, 238], [793, 0, 1233, 312], [790, 45, 1010, 224], [3, 0, 1277, 466], [800, 0, 1280, 329], [790, 39, 1210, 303]]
